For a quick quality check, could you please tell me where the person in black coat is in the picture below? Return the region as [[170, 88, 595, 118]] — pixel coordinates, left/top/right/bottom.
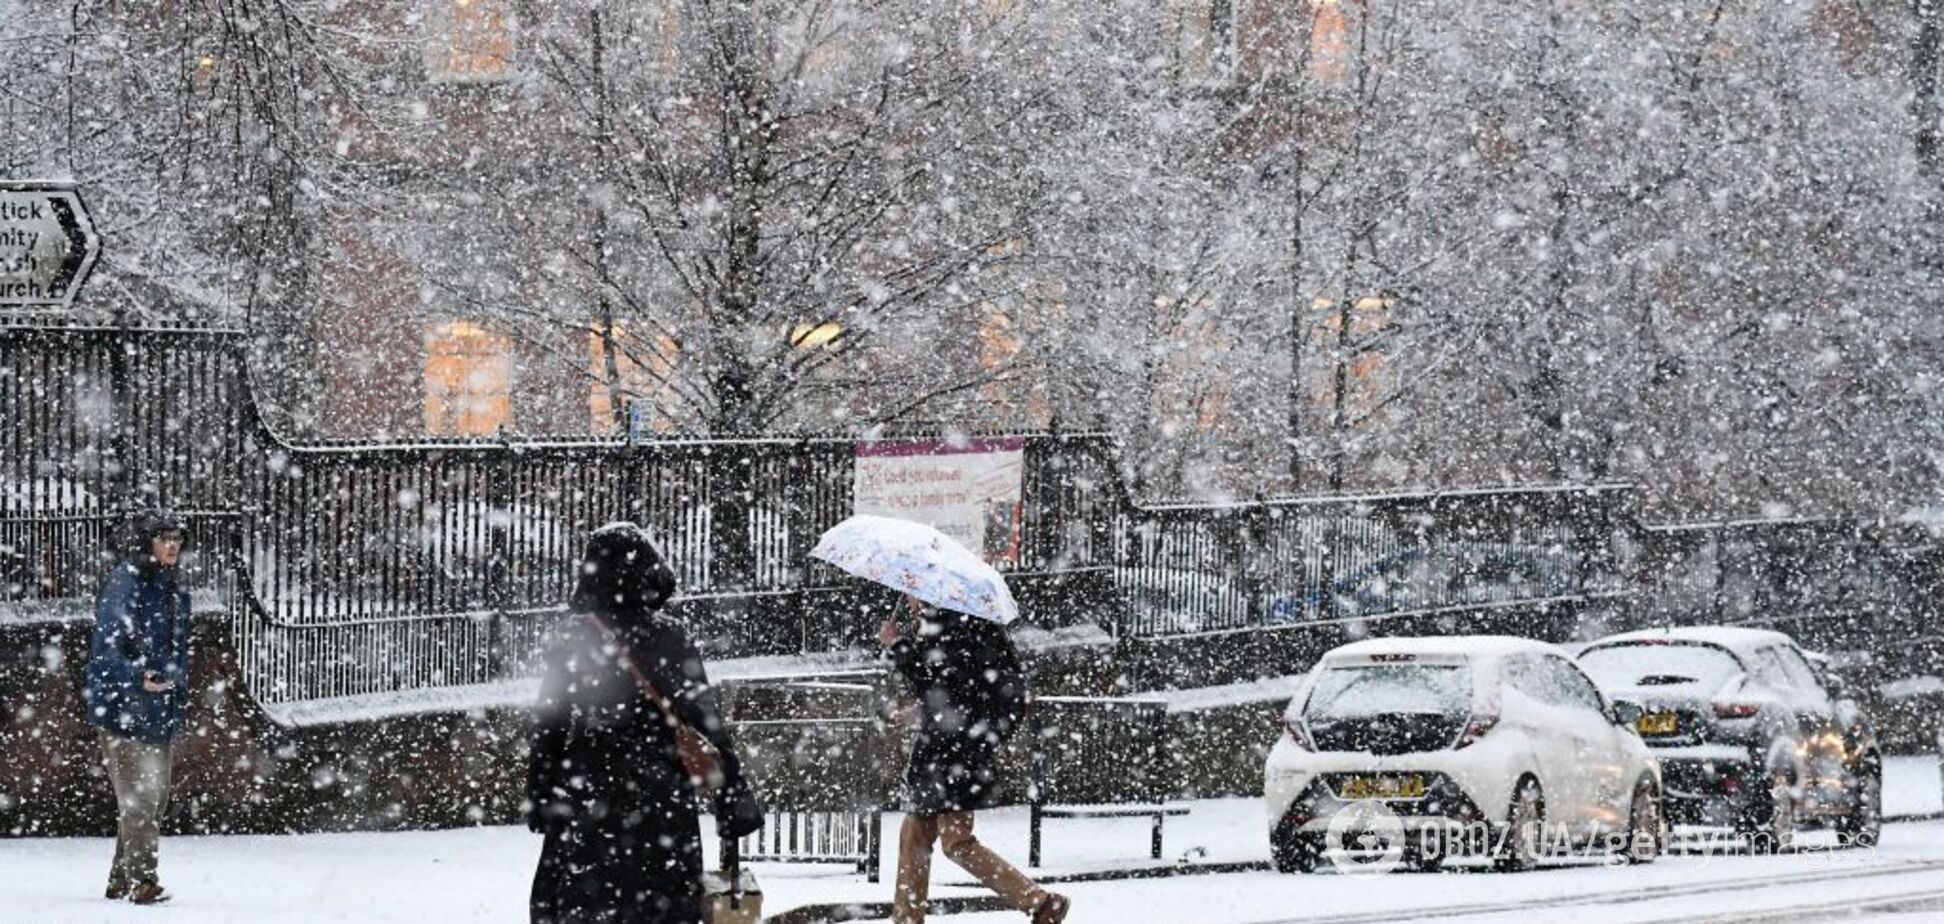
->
[[527, 523, 763, 924], [882, 597, 1067, 924]]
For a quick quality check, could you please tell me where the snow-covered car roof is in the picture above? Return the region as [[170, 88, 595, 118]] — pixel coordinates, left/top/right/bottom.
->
[[1320, 634, 1568, 666], [1582, 625, 1798, 659]]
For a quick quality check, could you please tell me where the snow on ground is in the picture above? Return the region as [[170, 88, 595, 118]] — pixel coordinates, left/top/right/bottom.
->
[[3, 755, 1938, 924], [1887, 754, 1944, 817], [908, 823, 1944, 924], [10, 813, 1944, 924]]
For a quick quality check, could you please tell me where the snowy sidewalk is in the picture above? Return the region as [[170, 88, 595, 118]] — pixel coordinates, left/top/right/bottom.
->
[[1, 756, 1938, 924]]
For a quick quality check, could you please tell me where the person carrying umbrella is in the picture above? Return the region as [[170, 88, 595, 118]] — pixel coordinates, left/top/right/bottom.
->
[[811, 515, 1070, 924]]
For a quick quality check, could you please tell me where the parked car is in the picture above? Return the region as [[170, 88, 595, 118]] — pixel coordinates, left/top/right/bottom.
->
[[1577, 626, 1881, 850], [1264, 636, 1663, 873]]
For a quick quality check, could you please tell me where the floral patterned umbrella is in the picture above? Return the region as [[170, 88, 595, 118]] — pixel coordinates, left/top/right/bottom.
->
[[809, 514, 1019, 625]]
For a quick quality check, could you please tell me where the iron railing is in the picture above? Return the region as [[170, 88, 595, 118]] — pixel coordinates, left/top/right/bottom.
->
[[2, 324, 1723, 709], [221, 430, 1116, 703]]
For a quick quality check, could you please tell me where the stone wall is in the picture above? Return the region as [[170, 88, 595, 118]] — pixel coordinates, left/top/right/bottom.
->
[[1, 614, 529, 837]]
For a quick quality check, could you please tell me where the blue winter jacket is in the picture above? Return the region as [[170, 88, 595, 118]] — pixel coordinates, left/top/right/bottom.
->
[[84, 561, 192, 744]]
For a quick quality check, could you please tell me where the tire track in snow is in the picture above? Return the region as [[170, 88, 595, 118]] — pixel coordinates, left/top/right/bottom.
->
[[1635, 886, 1944, 923], [1247, 856, 1944, 924]]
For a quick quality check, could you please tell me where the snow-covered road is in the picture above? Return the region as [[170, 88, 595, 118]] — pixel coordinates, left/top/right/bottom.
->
[[3, 755, 1938, 924], [924, 825, 1944, 924]]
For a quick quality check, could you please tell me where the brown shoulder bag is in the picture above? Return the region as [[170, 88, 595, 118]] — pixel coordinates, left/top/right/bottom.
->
[[584, 615, 726, 792]]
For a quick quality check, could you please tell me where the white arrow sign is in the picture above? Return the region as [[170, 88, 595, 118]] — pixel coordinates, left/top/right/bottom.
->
[[0, 181, 100, 309]]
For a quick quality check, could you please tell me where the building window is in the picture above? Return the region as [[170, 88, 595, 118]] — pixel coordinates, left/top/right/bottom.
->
[[1169, 0, 1235, 84], [645, 1, 683, 75], [589, 326, 679, 437], [1308, 295, 1393, 418], [425, 321, 512, 436], [1309, 0, 1350, 82], [427, 0, 514, 83]]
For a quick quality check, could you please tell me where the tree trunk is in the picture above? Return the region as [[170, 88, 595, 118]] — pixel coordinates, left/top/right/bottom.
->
[[1916, 0, 1942, 182], [1330, 297, 1352, 491], [591, 12, 627, 437], [1286, 146, 1307, 492], [706, 3, 777, 601]]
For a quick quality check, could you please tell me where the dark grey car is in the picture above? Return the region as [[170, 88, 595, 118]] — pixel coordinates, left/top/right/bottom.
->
[[1578, 626, 1880, 850]]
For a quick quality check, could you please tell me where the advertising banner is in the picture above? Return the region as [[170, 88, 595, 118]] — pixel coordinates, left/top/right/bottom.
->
[[853, 438, 1026, 564]]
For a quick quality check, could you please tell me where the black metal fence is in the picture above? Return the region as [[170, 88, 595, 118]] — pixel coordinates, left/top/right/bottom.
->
[[224, 431, 1118, 703], [1, 326, 250, 603], [24, 325, 1924, 716], [721, 674, 894, 880], [1116, 484, 1635, 639], [2, 325, 1125, 703]]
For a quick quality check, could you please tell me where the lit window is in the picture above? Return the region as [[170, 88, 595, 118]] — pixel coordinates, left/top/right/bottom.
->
[[425, 321, 512, 436], [427, 0, 514, 83], [1309, 0, 1349, 82], [788, 322, 844, 349], [1308, 296, 1393, 417], [978, 310, 1020, 371], [192, 55, 218, 91]]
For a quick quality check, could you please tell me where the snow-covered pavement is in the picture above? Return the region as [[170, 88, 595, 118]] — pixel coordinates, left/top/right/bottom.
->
[[3, 756, 1939, 924]]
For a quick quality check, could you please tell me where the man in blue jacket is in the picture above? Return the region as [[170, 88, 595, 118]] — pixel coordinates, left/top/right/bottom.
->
[[84, 511, 192, 905]]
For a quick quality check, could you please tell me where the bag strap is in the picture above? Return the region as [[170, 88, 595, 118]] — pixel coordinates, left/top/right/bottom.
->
[[587, 615, 744, 886], [582, 614, 686, 730]]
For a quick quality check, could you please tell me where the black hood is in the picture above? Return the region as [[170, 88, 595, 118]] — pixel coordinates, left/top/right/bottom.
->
[[570, 522, 678, 620], [116, 509, 188, 571]]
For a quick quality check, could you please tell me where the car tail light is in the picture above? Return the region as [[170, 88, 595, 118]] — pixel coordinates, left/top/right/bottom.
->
[[1453, 714, 1498, 749], [1713, 702, 1760, 719], [1284, 719, 1315, 752]]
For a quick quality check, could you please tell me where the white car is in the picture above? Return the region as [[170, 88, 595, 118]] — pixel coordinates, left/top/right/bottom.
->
[[1263, 636, 1664, 872]]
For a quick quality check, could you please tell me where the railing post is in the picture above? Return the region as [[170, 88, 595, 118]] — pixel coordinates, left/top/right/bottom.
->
[[1242, 494, 1270, 626], [485, 454, 513, 679], [1028, 704, 1045, 868], [107, 325, 134, 515], [788, 440, 813, 652]]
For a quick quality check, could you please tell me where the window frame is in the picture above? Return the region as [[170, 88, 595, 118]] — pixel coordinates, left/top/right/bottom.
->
[[1168, 0, 1240, 87], [424, 0, 518, 85]]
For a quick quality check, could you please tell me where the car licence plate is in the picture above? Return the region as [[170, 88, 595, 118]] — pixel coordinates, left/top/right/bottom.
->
[[1336, 774, 1427, 800], [1636, 712, 1678, 736]]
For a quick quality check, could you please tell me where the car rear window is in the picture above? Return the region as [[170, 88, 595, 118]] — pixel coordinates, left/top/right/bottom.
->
[[1578, 643, 1744, 690], [1303, 665, 1473, 720]]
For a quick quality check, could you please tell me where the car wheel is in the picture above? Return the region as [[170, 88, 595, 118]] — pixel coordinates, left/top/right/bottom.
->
[[1837, 762, 1882, 849], [1739, 772, 1795, 854], [1494, 777, 1544, 873], [1623, 779, 1664, 865], [1271, 832, 1320, 873], [1402, 841, 1444, 873]]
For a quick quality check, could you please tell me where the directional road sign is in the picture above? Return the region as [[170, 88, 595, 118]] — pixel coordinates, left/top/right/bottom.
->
[[0, 180, 100, 309]]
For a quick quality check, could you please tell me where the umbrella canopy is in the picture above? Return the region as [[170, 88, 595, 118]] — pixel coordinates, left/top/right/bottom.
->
[[809, 514, 1019, 625]]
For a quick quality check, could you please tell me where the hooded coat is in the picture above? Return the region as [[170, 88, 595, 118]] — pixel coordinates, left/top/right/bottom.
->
[[890, 608, 1027, 814], [527, 523, 762, 924], [84, 512, 192, 745]]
